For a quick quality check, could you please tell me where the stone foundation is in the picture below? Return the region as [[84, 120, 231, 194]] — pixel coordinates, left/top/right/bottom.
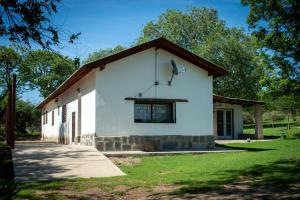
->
[[94, 135, 214, 151], [80, 133, 95, 146]]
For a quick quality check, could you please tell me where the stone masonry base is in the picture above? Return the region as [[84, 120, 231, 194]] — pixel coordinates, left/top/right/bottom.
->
[[92, 135, 214, 151]]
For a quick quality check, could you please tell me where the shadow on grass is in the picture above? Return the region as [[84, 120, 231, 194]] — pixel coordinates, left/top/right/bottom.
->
[[173, 158, 300, 196], [216, 143, 275, 152]]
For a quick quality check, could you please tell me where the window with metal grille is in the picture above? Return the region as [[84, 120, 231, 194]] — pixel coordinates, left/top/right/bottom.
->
[[134, 102, 175, 123]]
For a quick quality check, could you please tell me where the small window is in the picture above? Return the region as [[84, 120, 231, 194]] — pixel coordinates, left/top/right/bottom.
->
[[62, 105, 67, 123], [42, 113, 45, 125], [52, 111, 54, 126], [134, 102, 175, 123], [46, 111, 48, 124]]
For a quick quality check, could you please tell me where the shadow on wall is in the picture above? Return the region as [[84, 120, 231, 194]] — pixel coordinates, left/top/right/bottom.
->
[[59, 122, 69, 144], [171, 158, 300, 199]]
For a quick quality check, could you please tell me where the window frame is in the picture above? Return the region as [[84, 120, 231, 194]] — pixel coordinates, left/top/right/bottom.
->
[[134, 101, 176, 123]]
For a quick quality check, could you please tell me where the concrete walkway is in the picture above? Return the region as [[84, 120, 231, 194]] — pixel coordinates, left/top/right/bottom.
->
[[215, 139, 273, 144], [12, 143, 125, 182]]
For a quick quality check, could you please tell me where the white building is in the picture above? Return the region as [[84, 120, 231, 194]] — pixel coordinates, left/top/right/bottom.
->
[[37, 38, 264, 151]]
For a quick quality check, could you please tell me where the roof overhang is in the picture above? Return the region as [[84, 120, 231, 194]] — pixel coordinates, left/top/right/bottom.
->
[[37, 38, 228, 109], [213, 95, 264, 107]]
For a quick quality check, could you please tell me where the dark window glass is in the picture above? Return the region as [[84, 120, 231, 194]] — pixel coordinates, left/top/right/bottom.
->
[[134, 102, 175, 123], [217, 110, 224, 136], [62, 105, 67, 123], [226, 111, 232, 136], [46, 111, 48, 124]]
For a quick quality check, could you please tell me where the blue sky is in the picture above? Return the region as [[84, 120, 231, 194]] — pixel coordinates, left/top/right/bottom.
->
[[15, 0, 250, 104]]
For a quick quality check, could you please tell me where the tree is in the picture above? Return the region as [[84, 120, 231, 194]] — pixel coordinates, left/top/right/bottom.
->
[[136, 7, 263, 99], [0, 0, 80, 49], [83, 45, 126, 64], [21, 50, 79, 97], [242, 0, 300, 117], [0, 46, 22, 94], [15, 99, 40, 134], [241, 0, 300, 63]]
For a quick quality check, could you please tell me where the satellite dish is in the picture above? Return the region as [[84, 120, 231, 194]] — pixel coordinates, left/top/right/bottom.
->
[[171, 59, 179, 75], [168, 59, 179, 86]]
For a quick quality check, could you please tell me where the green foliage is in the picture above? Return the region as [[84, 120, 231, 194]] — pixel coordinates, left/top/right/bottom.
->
[[0, 46, 22, 93], [242, 0, 300, 113], [21, 50, 79, 97], [136, 7, 263, 99], [15, 99, 40, 135], [0, 0, 80, 49], [83, 45, 126, 64], [241, 0, 300, 64], [0, 180, 19, 200]]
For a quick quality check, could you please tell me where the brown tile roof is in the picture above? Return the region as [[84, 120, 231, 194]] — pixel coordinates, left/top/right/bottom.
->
[[37, 37, 228, 108]]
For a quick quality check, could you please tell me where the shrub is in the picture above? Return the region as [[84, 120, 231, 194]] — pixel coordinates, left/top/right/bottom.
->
[[0, 180, 19, 199], [287, 127, 300, 139], [243, 111, 254, 124]]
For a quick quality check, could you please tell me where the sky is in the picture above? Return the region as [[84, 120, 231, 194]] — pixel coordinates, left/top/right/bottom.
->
[[4, 0, 251, 104]]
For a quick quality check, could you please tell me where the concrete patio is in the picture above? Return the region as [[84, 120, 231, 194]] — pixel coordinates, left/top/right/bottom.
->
[[12, 143, 125, 182]]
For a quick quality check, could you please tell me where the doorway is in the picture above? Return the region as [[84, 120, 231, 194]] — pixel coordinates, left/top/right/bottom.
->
[[217, 109, 233, 139], [72, 112, 76, 143]]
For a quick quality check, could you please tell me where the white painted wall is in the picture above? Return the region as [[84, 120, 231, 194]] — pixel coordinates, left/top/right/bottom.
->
[[41, 70, 96, 143], [213, 102, 243, 139], [95, 48, 213, 136]]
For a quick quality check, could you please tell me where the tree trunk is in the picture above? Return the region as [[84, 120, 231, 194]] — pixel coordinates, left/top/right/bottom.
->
[[287, 113, 290, 130]]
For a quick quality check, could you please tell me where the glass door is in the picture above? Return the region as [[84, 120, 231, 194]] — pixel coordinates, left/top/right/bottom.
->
[[217, 109, 233, 139]]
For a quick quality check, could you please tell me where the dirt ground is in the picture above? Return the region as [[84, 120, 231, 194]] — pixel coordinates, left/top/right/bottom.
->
[[35, 179, 300, 200]]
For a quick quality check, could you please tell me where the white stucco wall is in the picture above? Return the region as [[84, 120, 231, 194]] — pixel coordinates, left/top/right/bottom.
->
[[95, 48, 213, 136], [41, 70, 96, 143], [213, 102, 243, 139]]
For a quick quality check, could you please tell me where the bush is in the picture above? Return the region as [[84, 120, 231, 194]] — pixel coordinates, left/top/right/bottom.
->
[[287, 127, 300, 139], [243, 111, 254, 124], [263, 111, 286, 122], [0, 180, 19, 199]]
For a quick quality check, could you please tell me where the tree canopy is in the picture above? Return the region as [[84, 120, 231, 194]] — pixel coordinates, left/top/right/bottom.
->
[[136, 7, 262, 99], [0, 0, 80, 49], [20, 50, 79, 97], [242, 0, 300, 114], [83, 45, 126, 64], [0, 46, 22, 94]]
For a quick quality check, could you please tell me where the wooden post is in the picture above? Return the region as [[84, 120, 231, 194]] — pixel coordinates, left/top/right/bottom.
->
[[5, 75, 16, 149], [254, 104, 264, 140]]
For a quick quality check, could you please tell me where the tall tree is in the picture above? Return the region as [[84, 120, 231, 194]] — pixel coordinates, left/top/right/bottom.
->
[[83, 45, 126, 64], [137, 7, 262, 99], [242, 0, 300, 115], [21, 50, 79, 97], [0, 0, 80, 49], [0, 46, 22, 94]]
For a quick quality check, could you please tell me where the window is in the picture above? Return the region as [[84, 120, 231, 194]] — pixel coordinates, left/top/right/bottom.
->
[[52, 111, 54, 126], [134, 102, 175, 123], [42, 113, 45, 125], [45, 111, 48, 124], [62, 105, 67, 123]]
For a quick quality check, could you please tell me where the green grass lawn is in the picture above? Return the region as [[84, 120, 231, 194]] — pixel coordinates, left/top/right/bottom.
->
[[15, 139, 300, 199], [244, 121, 300, 138]]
